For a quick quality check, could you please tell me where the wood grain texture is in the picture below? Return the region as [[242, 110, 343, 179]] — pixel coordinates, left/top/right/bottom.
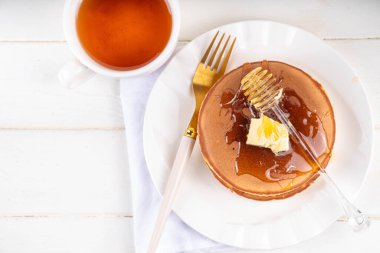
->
[[0, 0, 379, 252], [0, 0, 65, 41], [0, 216, 134, 253], [0, 131, 132, 215], [0, 43, 124, 129], [179, 0, 380, 41], [0, 41, 379, 128], [0, 216, 378, 253], [1, 0, 380, 41]]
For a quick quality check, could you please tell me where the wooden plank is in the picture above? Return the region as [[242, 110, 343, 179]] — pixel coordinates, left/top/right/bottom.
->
[[0, 42, 124, 129], [1, 0, 380, 41], [0, 216, 134, 253], [179, 0, 380, 40], [0, 216, 378, 253], [0, 130, 132, 215], [0, 0, 65, 41], [0, 40, 379, 128]]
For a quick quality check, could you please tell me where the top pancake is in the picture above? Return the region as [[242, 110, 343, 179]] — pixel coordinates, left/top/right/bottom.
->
[[198, 61, 335, 200]]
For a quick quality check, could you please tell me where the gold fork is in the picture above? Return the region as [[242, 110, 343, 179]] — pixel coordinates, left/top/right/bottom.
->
[[147, 32, 236, 253], [242, 66, 369, 231]]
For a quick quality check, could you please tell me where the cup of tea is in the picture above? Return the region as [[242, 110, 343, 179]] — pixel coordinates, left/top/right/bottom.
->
[[60, 0, 180, 88]]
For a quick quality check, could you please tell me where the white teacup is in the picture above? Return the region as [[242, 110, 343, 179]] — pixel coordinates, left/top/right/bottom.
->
[[60, 0, 181, 88]]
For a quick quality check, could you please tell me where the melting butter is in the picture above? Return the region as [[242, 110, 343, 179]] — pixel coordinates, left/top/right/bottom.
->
[[246, 115, 289, 153]]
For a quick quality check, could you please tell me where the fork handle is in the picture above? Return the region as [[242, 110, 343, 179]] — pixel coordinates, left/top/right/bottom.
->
[[272, 104, 369, 231], [147, 136, 195, 253]]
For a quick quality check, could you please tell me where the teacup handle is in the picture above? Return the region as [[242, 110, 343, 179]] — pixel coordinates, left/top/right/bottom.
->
[[58, 59, 96, 89]]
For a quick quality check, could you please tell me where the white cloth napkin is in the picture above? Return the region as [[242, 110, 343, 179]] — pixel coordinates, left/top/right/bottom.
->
[[120, 62, 233, 252]]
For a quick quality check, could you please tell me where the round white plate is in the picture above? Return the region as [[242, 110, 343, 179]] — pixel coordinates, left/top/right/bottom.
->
[[143, 21, 374, 249]]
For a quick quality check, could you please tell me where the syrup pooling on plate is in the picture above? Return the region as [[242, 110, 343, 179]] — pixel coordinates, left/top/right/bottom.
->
[[219, 62, 330, 186]]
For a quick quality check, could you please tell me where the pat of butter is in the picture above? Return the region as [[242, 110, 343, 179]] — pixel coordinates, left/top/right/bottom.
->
[[246, 115, 289, 153]]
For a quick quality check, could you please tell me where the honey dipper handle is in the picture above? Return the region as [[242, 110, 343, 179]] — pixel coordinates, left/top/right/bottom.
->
[[272, 104, 369, 231], [147, 136, 195, 253]]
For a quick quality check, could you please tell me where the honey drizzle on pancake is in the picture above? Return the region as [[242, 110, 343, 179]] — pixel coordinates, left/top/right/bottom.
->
[[219, 62, 330, 186]]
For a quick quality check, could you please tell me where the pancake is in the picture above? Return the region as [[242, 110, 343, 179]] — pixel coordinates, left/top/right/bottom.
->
[[198, 61, 335, 200]]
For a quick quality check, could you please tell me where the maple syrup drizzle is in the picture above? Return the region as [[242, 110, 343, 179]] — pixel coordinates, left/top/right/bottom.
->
[[219, 62, 329, 184]]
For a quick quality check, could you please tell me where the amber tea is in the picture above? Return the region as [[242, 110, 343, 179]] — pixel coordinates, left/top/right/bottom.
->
[[76, 0, 172, 70]]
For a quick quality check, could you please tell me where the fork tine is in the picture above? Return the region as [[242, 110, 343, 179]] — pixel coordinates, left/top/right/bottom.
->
[[201, 31, 219, 64], [207, 33, 225, 67], [217, 37, 236, 76], [213, 35, 230, 71]]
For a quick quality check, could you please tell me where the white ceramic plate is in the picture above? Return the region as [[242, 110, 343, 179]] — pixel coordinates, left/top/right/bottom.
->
[[143, 21, 374, 249]]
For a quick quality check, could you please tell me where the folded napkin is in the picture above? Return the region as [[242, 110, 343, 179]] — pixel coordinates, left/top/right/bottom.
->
[[120, 54, 232, 252]]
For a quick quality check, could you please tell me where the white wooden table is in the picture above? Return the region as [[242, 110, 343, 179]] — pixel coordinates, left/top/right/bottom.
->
[[0, 0, 379, 252]]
